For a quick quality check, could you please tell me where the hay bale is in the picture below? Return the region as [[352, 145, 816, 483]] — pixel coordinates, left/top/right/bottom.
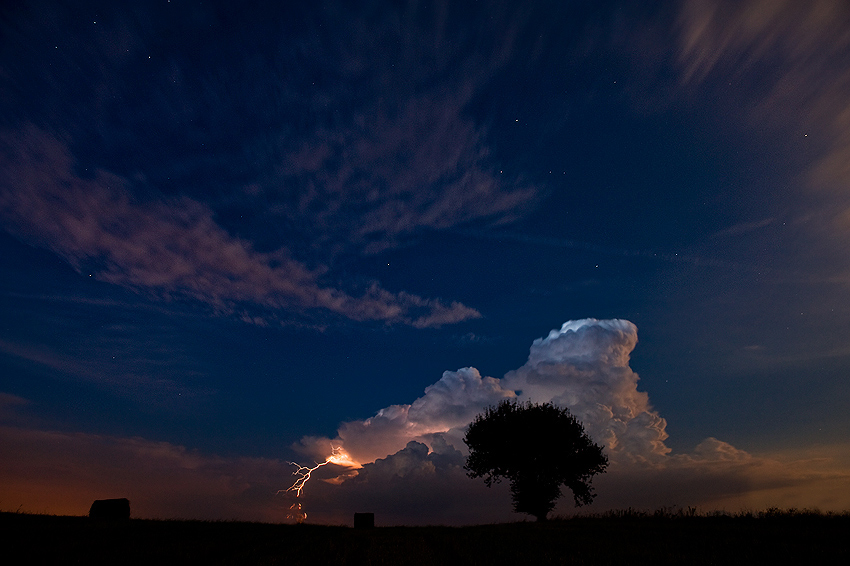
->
[[89, 498, 130, 520]]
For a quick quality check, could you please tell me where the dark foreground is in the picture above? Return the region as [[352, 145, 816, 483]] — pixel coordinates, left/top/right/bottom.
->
[[3, 510, 848, 565]]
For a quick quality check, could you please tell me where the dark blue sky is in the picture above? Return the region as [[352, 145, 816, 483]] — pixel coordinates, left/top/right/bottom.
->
[[2, 0, 850, 523]]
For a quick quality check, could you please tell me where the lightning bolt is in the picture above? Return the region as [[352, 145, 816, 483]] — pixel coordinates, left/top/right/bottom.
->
[[278, 445, 360, 522]]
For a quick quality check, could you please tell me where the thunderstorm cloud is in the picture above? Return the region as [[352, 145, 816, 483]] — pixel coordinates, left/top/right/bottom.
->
[[293, 319, 850, 524], [301, 319, 670, 464], [3, 319, 848, 524]]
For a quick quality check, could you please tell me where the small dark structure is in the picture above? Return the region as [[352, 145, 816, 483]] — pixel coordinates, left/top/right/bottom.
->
[[353, 512, 374, 529], [89, 498, 131, 520]]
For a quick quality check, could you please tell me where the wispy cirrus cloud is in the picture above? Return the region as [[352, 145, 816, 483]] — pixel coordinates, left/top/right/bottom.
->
[[0, 126, 480, 327], [676, 0, 850, 247], [217, 1, 539, 261], [0, 1, 543, 328], [272, 94, 537, 258]]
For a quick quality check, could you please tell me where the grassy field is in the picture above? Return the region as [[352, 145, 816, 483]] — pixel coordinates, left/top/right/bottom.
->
[[3, 509, 848, 565]]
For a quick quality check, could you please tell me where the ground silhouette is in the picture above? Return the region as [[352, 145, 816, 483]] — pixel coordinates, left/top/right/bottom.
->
[[2, 509, 848, 565]]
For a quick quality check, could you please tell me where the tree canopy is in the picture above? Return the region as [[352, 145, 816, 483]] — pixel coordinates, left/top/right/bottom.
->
[[464, 399, 608, 521]]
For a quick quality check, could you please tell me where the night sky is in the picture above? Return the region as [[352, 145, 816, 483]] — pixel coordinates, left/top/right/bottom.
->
[[2, 0, 850, 525]]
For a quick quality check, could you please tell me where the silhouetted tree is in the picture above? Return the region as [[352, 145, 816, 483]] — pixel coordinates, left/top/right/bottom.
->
[[464, 400, 608, 521]]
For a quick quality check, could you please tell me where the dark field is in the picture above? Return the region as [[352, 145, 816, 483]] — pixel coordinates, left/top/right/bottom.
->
[[3, 509, 848, 565]]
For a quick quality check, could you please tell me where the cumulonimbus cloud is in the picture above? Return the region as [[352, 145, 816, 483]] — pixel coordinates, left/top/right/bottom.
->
[[303, 319, 671, 465], [503, 319, 671, 462], [303, 367, 518, 464], [4, 319, 849, 524], [292, 319, 850, 523]]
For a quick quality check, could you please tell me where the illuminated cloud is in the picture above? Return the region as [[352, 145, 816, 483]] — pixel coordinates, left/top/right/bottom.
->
[[300, 440, 517, 525], [313, 319, 669, 465], [504, 319, 671, 461], [299, 367, 516, 464], [293, 319, 850, 523]]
